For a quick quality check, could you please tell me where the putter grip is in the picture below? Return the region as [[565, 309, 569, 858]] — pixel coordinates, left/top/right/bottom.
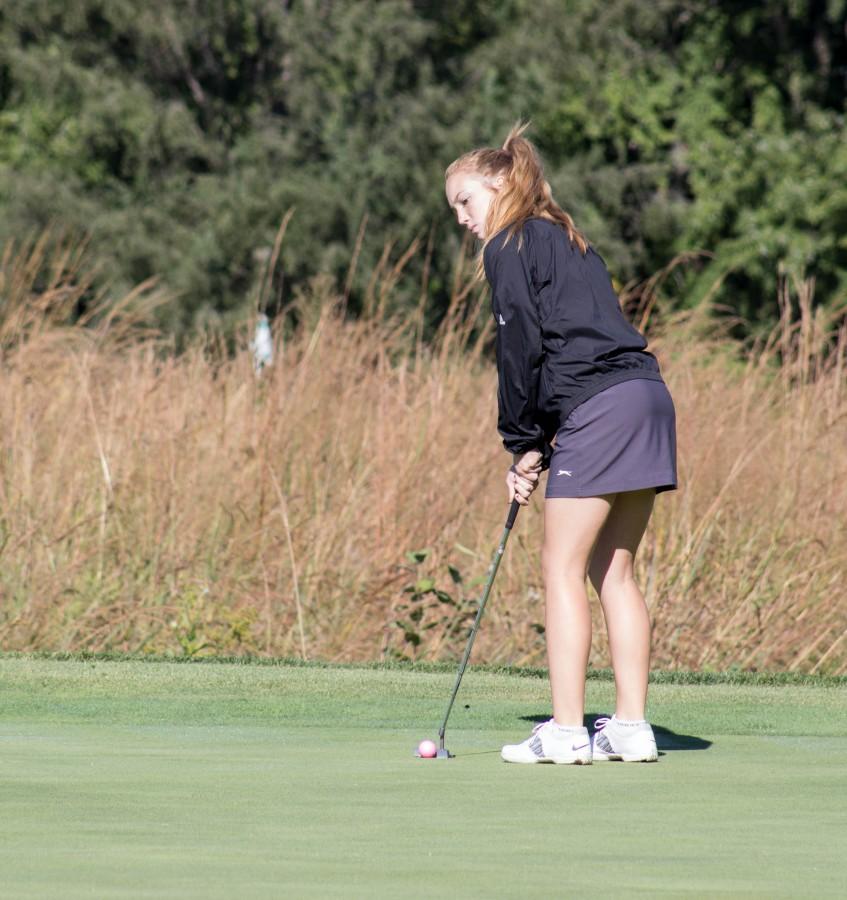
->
[[505, 499, 520, 530]]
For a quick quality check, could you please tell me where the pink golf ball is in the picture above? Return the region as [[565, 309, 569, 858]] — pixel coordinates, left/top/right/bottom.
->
[[418, 739, 437, 758]]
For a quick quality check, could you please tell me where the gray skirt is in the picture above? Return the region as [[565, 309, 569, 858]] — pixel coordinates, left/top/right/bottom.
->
[[545, 378, 677, 499]]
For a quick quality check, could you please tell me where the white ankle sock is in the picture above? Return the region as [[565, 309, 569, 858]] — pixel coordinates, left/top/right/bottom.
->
[[613, 716, 647, 727], [552, 721, 586, 733]]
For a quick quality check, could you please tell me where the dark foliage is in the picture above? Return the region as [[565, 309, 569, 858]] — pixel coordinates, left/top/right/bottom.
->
[[1, 0, 844, 336]]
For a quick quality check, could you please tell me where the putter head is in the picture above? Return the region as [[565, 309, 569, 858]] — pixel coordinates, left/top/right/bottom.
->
[[412, 745, 454, 759]]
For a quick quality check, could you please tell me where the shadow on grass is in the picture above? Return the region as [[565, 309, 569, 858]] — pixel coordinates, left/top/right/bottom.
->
[[520, 712, 712, 752]]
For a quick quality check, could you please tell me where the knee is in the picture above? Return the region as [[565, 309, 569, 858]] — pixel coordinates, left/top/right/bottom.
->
[[599, 578, 643, 616], [590, 563, 637, 601], [542, 543, 588, 588]]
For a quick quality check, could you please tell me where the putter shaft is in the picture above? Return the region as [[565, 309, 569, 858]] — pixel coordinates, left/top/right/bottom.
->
[[438, 500, 520, 750]]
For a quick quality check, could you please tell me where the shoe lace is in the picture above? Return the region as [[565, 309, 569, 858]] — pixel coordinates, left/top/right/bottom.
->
[[593, 716, 611, 732], [531, 718, 554, 735]]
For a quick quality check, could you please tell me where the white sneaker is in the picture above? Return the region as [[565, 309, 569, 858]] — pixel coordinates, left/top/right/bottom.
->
[[592, 715, 658, 762], [501, 719, 592, 765]]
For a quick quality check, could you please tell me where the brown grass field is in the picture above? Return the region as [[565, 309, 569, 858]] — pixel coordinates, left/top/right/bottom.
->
[[1, 232, 845, 673]]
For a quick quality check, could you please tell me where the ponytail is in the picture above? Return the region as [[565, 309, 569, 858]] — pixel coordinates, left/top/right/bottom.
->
[[445, 122, 589, 279]]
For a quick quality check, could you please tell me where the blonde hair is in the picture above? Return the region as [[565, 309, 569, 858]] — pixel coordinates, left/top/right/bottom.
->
[[445, 122, 588, 278]]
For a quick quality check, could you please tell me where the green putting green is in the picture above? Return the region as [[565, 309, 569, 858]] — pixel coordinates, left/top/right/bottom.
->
[[0, 657, 844, 898]]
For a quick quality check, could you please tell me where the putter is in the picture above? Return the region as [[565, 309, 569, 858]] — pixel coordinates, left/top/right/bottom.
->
[[415, 499, 520, 759]]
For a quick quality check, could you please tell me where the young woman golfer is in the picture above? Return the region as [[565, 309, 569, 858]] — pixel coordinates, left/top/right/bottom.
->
[[445, 124, 677, 764]]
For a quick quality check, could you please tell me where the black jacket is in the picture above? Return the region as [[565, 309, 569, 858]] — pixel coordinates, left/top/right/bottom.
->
[[483, 217, 664, 465]]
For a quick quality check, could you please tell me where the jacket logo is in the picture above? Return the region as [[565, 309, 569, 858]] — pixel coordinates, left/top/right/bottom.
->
[[498, 313, 506, 325], [557, 470, 572, 477]]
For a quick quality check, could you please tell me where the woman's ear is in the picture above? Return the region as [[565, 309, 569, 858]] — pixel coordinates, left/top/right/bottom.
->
[[493, 174, 505, 190]]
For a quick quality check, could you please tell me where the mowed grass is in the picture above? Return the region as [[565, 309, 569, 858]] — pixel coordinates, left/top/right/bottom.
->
[[0, 658, 845, 898]]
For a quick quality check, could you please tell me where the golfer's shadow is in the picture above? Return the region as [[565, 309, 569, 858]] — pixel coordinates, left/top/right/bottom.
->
[[521, 712, 712, 754]]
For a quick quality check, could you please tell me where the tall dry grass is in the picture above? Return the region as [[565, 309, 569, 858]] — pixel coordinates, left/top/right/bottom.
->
[[0, 233, 845, 672]]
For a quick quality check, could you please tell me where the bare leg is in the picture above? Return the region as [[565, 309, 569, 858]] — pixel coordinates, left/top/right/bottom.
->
[[543, 495, 614, 726], [588, 489, 655, 720]]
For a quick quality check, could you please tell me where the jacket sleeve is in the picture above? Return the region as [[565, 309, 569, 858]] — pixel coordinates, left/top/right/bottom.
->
[[484, 235, 551, 467]]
